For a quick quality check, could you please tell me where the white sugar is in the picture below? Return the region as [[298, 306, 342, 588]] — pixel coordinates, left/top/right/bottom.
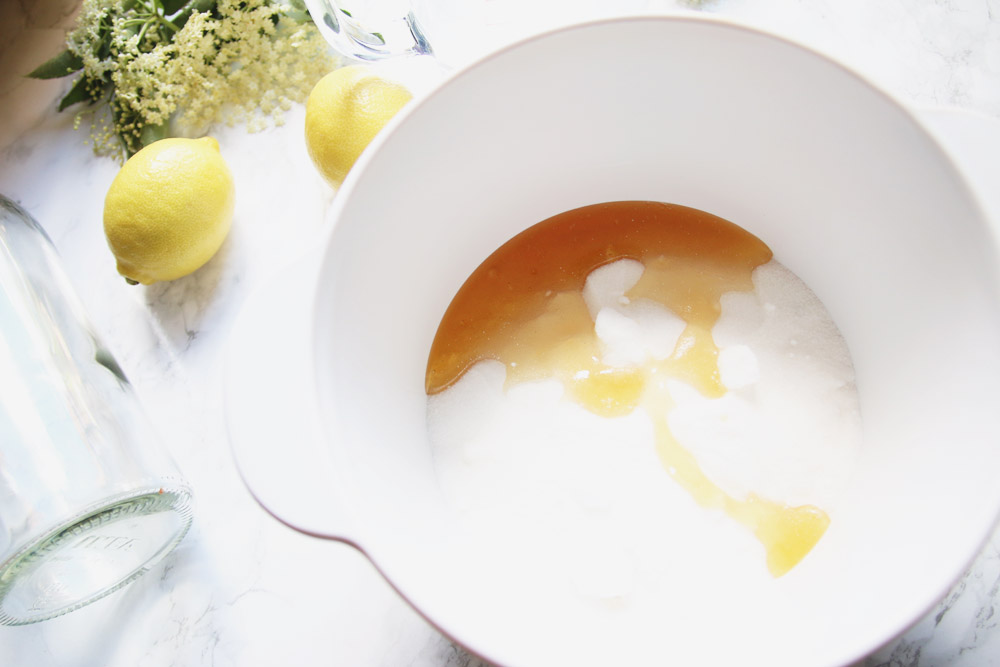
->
[[586, 259, 687, 364], [705, 262, 862, 507], [582, 258, 644, 316], [426, 258, 862, 604], [718, 344, 759, 389]]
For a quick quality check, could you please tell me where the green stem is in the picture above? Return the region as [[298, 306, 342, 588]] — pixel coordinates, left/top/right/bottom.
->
[[136, 19, 152, 43], [155, 13, 180, 33], [169, 0, 216, 30]]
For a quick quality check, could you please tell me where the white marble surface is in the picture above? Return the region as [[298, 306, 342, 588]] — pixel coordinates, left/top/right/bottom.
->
[[1, 0, 1000, 665]]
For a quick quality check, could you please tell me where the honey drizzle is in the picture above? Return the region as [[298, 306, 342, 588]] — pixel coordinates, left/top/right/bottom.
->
[[645, 384, 830, 577], [426, 201, 828, 576]]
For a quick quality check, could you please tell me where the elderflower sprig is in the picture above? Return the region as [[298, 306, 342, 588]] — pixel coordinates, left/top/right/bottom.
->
[[29, 0, 336, 158]]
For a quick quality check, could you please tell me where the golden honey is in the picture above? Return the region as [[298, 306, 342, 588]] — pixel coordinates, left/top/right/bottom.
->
[[426, 201, 829, 576]]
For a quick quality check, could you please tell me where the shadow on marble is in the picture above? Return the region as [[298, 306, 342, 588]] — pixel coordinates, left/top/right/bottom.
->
[[141, 232, 236, 354]]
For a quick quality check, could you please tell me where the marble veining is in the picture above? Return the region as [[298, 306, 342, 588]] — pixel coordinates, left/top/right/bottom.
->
[[1, 0, 999, 665]]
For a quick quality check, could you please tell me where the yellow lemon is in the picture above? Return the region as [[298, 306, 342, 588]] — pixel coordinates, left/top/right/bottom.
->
[[103, 137, 235, 285], [304, 65, 412, 187]]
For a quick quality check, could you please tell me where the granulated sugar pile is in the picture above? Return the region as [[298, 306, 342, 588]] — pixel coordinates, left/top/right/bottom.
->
[[427, 258, 862, 601]]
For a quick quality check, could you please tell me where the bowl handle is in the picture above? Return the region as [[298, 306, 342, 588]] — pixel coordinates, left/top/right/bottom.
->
[[224, 251, 360, 544]]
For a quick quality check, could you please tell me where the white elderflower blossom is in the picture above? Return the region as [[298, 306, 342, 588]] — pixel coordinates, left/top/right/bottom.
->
[[53, 0, 335, 157]]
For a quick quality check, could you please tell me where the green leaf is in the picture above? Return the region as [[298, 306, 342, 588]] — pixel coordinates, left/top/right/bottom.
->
[[162, 0, 187, 14], [283, 9, 312, 23], [138, 122, 169, 149], [27, 49, 84, 80], [57, 76, 96, 111]]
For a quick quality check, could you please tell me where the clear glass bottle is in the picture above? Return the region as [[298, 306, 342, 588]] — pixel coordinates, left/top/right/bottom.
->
[[0, 195, 193, 625]]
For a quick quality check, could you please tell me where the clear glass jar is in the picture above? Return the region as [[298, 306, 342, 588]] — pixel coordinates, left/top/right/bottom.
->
[[0, 195, 193, 625]]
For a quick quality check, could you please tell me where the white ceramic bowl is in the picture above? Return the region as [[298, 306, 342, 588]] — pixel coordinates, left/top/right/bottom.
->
[[228, 16, 1000, 666]]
